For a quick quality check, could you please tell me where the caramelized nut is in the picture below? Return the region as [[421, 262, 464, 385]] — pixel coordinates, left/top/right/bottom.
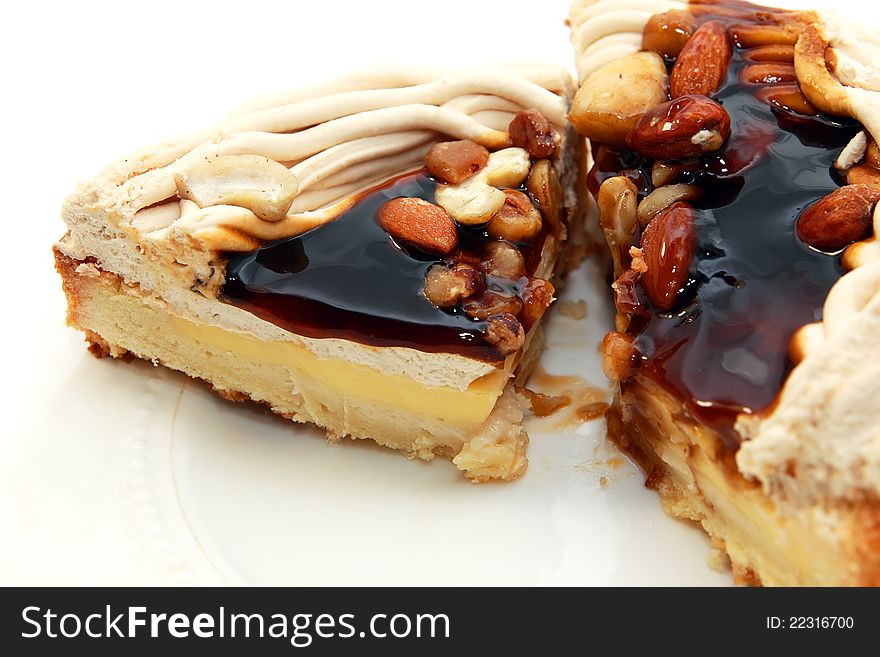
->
[[640, 202, 696, 310], [730, 23, 799, 48], [597, 176, 640, 278], [796, 184, 880, 252], [526, 160, 564, 237], [570, 51, 668, 148], [670, 21, 732, 98], [642, 9, 696, 59], [433, 148, 530, 226], [626, 94, 731, 160], [487, 190, 543, 242], [867, 140, 880, 169], [519, 278, 555, 330], [637, 183, 702, 227], [741, 44, 795, 63], [508, 109, 560, 159], [612, 269, 646, 332], [651, 160, 697, 188], [424, 139, 490, 184], [602, 332, 639, 382], [846, 164, 880, 188], [482, 241, 526, 279], [756, 83, 818, 116], [378, 197, 458, 255], [423, 263, 482, 307], [741, 63, 796, 84], [484, 313, 525, 356], [175, 154, 299, 221], [463, 290, 523, 321]]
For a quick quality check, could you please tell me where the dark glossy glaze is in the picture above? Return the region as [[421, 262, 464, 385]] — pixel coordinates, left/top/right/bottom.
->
[[589, 3, 859, 447], [223, 172, 542, 361]]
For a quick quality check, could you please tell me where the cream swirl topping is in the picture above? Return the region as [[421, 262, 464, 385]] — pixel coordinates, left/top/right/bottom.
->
[[107, 66, 572, 251]]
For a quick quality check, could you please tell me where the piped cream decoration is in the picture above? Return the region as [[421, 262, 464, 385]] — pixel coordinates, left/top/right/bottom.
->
[[76, 66, 572, 253]]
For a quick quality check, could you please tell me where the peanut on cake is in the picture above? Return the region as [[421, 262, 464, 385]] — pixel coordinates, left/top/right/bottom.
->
[[55, 66, 589, 482], [570, 0, 880, 584]]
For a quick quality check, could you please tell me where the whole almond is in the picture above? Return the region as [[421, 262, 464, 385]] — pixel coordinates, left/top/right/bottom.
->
[[378, 197, 458, 255], [670, 21, 732, 98], [796, 184, 880, 252], [626, 94, 730, 160], [640, 202, 696, 311], [424, 140, 489, 184]]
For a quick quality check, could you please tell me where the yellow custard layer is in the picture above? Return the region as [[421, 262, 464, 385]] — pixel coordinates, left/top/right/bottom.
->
[[174, 318, 510, 426]]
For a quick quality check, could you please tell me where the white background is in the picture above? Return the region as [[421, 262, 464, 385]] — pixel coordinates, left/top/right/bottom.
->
[[0, 0, 874, 585]]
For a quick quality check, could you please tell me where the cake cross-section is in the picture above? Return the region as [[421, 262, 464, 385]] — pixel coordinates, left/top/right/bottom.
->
[[54, 66, 588, 482]]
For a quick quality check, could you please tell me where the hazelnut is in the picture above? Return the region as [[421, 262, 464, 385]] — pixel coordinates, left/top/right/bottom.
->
[[642, 9, 696, 59], [487, 190, 543, 242], [481, 241, 526, 279], [508, 109, 560, 159], [424, 139, 490, 184], [423, 263, 483, 307], [484, 313, 525, 356]]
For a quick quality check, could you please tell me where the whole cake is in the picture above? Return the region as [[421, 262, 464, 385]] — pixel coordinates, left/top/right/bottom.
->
[[570, 0, 880, 585]]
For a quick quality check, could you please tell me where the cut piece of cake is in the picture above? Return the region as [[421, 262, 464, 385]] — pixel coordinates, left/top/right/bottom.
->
[[55, 66, 588, 482], [570, 0, 880, 584]]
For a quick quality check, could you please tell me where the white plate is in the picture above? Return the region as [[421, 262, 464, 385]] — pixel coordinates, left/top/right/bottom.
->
[[1, 0, 872, 586]]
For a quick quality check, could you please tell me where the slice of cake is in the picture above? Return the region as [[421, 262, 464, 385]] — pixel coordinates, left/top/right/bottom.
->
[[55, 66, 588, 482], [570, 0, 880, 584]]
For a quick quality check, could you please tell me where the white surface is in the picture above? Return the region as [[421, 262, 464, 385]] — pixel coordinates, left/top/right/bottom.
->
[[0, 0, 874, 586]]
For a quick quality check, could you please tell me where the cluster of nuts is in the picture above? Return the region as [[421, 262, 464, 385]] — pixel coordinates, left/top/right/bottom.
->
[[420, 243, 554, 355], [573, 9, 863, 326], [376, 109, 561, 356]]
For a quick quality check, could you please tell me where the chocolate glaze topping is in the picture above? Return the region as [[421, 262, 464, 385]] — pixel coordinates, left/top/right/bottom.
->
[[589, 3, 860, 447], [223, 172, 543, 361]]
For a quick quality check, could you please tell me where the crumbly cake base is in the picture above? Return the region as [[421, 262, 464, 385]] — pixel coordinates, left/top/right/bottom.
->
[[607, 378, 880, 586], [55, 250, 532, 482]]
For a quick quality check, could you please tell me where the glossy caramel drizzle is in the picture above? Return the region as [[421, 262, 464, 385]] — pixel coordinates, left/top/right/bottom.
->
[[589, 3, 860, 447]]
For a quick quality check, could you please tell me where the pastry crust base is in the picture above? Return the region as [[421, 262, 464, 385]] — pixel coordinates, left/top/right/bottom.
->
[[608, 376, 880, 586], [55, 250, 533, 482]]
